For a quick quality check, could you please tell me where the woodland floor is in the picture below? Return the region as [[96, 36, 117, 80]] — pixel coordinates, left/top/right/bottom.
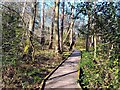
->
[[2, 49, 71, 88]]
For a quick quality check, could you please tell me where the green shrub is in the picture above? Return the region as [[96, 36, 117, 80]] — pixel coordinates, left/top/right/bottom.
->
[[79, 51, 119, 89]]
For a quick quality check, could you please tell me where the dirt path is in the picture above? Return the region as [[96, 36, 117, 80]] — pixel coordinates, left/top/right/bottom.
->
[[44, 50, 81, 89]]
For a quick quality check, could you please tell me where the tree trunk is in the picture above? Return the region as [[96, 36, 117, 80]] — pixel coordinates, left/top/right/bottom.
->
[[94, 33, 97, 59], [23, 16, 33, 61], [55, 0, 60, 53], [63, 22, 71, 44], [91, 35, 94, 49], [30, 1, 37, 61], [69, 1, 74, 51], [21, 0, 27, 17], [32, 1, 37, 32], [69, 21, 74, 51], [49, 6, 55, 49], [93, 1, 97, 59], [23, 1, 37, 61], [86, 11, 90, 52], [60, 0, 65, 53], [40, 0, 45, 45]]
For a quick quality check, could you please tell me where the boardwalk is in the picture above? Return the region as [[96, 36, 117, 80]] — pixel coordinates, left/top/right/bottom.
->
[[44, 50, 81, 89]]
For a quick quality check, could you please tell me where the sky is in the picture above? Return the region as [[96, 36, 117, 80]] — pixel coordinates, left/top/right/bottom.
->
[[38, 0, 120, 27]]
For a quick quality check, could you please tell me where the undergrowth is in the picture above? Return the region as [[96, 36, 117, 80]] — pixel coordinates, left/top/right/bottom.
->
[[79, 50, 119, 89]]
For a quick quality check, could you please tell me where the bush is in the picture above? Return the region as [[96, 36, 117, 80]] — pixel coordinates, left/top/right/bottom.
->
[[79, 51, 119, 89]]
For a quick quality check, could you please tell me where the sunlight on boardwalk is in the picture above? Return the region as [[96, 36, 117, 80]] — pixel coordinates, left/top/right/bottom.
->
[[45, 50, 81, 89]]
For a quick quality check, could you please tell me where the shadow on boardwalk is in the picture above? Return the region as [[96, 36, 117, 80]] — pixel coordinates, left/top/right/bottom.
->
[[48, 70, 78, 80], [44, 50, 81, 89]]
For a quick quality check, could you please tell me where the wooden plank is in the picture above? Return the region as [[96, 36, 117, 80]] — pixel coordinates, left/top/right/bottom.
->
[[45, 50, 81, 89]]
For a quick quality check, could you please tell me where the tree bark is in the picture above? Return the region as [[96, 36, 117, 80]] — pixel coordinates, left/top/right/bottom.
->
[[49, 6, 55, 49], [60, 0, 65, 53], [69, 1, 75, 51], [24, 1, 37, 60], [55, 0, 60, 53], [21, 0, 27, 17], [69, 1, 74, 49], [93, 2, 97, 59], [40, 0, 45, 45], [63, 22, 72, 44], [32, 1, 37, 32], [86, 10, 90, 52], [30, 1, 37, 61], [69, 21, 74, 51], [94, 33, 97, 59]]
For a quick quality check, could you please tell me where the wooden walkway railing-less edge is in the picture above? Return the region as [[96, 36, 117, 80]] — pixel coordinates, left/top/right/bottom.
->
[[40, 50, 74, 90]]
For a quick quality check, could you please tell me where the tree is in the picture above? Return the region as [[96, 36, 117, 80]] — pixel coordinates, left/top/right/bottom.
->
[[86, 9, 90, 52], [30, 1, 37, 60], [93, 1, 97, 59], [49, 5, 55, 49], [55, 0, 60, 53], [40, 0, 45, 46], [60, 0, 65, 53], [69, 1, 75, 51]]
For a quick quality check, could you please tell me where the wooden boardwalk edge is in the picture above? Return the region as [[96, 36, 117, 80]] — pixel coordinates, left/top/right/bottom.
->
[[44, 50, 81, 89], [40, 50, 74, 90]]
